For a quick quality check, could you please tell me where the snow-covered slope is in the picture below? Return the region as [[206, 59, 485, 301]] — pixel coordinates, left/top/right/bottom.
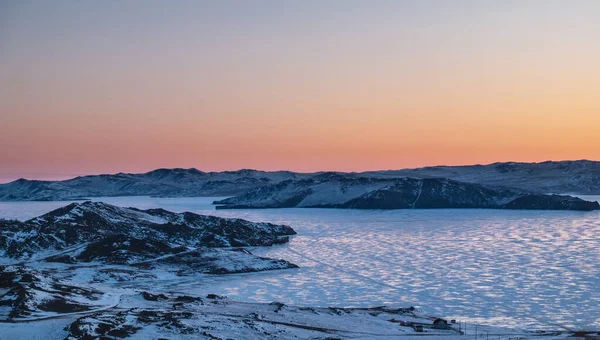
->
[[60, 291, 584, 340], [214, 177, 600, 210], [64, 292, 452, 339], [0, 269, 585, 339], [0, 265, 115, 321]]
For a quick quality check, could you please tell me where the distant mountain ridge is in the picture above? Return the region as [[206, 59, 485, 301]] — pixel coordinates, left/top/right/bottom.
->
[[0, 168, 307, 201], [1, 160, 599, 201]]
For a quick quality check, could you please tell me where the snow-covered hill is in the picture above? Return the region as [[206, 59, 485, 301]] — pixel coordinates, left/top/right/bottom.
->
[[0, 202, 298, 280], [0, 201, 296, 260], [214, 177, 600, 210]]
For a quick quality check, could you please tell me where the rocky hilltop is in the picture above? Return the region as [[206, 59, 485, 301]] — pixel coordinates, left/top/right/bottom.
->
[[0, 202, 297, 275], [214, 177, 600, 211], [1, 160, 599, 201]]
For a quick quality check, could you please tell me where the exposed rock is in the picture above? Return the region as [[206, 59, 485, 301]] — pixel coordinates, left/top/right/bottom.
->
[[141, 291, 169, 301], [501, 194, 600, 210], [66, 310, 141, 339]]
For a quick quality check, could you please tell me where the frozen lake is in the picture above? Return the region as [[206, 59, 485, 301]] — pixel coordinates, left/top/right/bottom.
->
[[2, 195, 600, 330]]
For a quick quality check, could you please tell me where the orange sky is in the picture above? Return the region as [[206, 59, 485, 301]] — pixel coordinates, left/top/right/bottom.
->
[[1, 1, 599, 182]]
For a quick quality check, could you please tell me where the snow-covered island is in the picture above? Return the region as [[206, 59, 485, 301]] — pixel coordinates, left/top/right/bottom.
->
[[214, 176, 599, 211]]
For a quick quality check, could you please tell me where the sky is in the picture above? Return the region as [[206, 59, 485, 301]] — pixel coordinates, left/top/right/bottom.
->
[[1, 0, 599, 182]]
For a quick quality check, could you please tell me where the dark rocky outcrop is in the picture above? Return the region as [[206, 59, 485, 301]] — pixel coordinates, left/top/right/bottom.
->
[[501, 194, 600, 210], [67, 310, 141, 339]]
